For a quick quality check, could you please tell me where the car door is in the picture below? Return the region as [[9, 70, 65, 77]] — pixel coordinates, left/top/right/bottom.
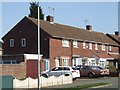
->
[[80, 66, 89, 76], [50, 67, 63, 77], [48, 67, 59, 76]]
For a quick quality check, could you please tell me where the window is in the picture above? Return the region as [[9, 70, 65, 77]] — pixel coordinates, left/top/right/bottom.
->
[[89, 42, 92, 50], [22, 38, 26, 47], [91, 60, 95, 66], [95, 43, 98, 50], [109, 45, 112, 51], [62, 58, 69, 66], [102, 44, 106, 51], [62, 39, 69, 47], [73, 41, 78, 48], [83, 41, 86, 49], [0, 60, 19, 64], [10, 39, 14, 47]]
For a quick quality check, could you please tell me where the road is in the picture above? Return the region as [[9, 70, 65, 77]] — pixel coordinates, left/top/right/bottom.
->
[[46, 77, 119, 89]]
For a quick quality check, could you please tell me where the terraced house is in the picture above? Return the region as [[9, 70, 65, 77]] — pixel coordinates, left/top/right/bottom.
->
[[2, 16, 120, 71], [106, 32, 120, 70]]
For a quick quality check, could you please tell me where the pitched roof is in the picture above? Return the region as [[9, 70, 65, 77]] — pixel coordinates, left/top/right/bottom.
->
[[109, 54, 120, 59], [26, 17, 118, 46], [93, 52, 112, 58], [106, 33, 120, 44]]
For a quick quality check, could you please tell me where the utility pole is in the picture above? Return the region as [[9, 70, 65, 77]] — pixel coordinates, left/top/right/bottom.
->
[[37, 2, 40, 90]]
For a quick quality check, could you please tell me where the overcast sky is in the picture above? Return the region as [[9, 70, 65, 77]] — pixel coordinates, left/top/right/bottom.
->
[[0, 1, 119, 41]]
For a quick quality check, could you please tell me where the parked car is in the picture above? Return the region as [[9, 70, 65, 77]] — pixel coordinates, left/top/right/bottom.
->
[[41, 66, 80, 80], [75, 65, 109, 78], [95, 66, 109, 76]]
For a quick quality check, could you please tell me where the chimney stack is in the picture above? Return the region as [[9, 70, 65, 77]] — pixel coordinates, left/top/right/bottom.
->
[[46, 15, 54, 24], [115, 31, 119, 36], [86, 25, 92, 31]]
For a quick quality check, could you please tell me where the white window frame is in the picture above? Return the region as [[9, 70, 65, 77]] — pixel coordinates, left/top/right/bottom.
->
[[95, 43, 98, 50], [10, 39, 14, 47], [62, 39, 69, 47], [73, 40, 78, 48], [22, 38, 26, 47], [62, 58, 69, 66], [109, 45, 112, 51], [102, 44, 106, 51], [89, 42, 92, 50], [83, 41, 86, 49]]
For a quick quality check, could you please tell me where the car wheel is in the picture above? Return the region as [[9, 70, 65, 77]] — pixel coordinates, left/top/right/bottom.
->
[[42, 74, 48, 78], [72, 78, 77, 81], [88, 73, 94, 78]]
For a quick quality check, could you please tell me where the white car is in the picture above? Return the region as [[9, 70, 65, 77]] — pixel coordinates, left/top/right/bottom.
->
[[41, 66, 80, 80]]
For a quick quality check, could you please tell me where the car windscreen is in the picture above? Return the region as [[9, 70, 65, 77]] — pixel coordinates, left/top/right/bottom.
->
[[72, 67, 77, 70], [91, 66, 99, 70]]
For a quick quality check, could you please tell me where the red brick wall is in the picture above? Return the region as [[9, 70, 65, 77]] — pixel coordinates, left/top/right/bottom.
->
[[110, 46, 119, 53], [49, 38, 119, 68], [49, 38, 72, 69], [1, 62, 26, 79]]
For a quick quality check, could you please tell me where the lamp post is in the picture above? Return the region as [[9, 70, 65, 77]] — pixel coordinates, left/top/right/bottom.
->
[[37, 2, 40, 90]]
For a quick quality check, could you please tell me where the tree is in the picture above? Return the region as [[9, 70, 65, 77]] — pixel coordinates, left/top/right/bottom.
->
[[29, 2, 44, 20]]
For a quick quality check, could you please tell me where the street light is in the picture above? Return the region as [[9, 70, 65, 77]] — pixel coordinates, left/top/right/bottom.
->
[[37, 2, 40, 90]]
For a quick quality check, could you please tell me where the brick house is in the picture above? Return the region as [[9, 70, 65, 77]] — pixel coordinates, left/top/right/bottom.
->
[[106, 32, 120, 70], [2, 16, 119, 70]]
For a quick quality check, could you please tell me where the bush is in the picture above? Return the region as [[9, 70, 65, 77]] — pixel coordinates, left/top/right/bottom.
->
[[108, 65, 116, 71]]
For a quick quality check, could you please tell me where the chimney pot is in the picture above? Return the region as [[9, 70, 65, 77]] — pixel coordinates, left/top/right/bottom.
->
[[46, 15, 54, 24], [115, 31, 119, 36], [86, 25, 92, 31]]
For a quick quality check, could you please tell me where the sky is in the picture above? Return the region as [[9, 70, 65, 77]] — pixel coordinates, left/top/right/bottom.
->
[[0, 1, 119, 41]]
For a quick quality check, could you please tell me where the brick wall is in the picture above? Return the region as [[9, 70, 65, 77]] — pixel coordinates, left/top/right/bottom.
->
[[49, 38, 72, 69], [49, 38, 119, 68], [1, 62, 26, 79]]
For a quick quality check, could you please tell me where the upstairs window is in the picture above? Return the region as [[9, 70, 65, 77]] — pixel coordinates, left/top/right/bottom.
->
[[102, 44, 106, 51], [22, 38, 26, 47], [62, 39, 69, 47], [10, 39, 14, 47], [73, 41, 78, 48], [95, 43, 98, 50], [83, 41, 86, 49], [109, 45, 112, 51], [89, 42, 92, 50]]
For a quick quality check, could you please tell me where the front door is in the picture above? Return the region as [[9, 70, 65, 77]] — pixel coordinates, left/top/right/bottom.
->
[[46, 60, 49, 71]]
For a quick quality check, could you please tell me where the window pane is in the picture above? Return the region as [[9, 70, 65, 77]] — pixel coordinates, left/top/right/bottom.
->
[[22, 38, 26, 47], [89, 42, 92, 50], [83, 41, 86, 49], [10, 39, 14, 47], [73, 41, 78, 48], [102, 44, 105, 51], [62, 40, 69, 47], [109, 45, 112, 51], [95, 43, 98, 50]]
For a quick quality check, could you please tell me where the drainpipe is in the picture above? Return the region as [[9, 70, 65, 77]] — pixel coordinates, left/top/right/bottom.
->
[[70, 40, 73, 66]]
